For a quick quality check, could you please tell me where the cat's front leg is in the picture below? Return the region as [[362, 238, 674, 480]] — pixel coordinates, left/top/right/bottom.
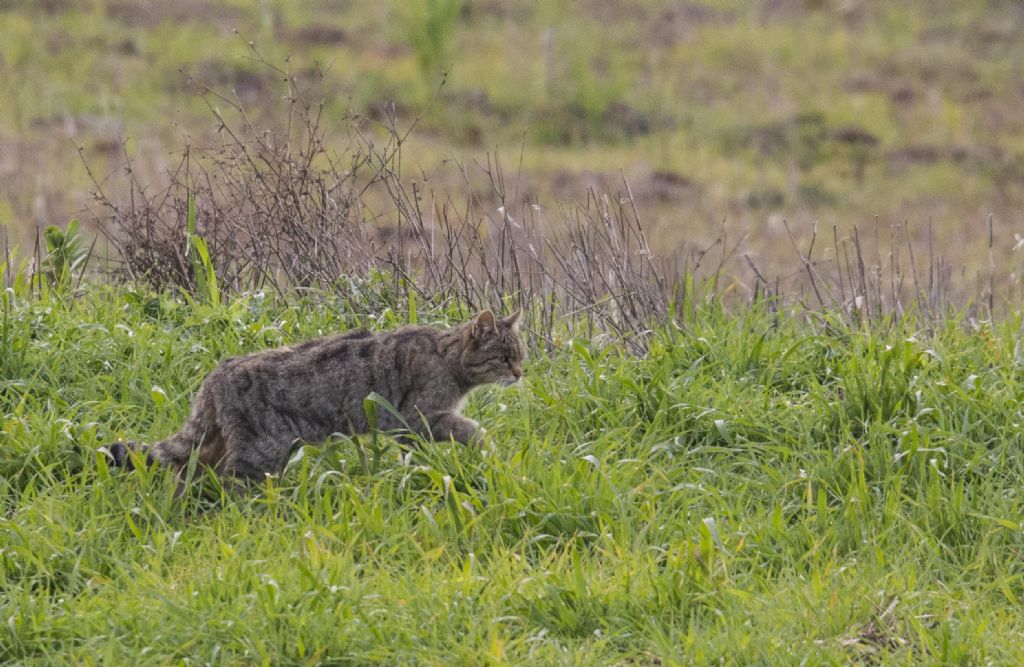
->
[[425, 411, 485, 445]]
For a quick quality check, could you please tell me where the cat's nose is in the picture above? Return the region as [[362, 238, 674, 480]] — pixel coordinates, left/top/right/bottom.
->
[[511, 365, 522, 379]]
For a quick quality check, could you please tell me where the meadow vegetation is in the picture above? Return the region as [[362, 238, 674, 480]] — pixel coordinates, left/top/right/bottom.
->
[[3, 1, 1024, 283], [3, 276, 1024, 663], [4, 1, 1024, 664]]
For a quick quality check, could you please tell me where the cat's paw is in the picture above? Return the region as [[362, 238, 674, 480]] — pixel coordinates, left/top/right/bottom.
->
[[105, 441, 148, 470], [468, 425, 488, 447], [107, 442, 130, 467]]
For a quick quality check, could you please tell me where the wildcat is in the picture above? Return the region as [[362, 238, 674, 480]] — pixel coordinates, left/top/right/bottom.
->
[[107, 310, 525, 481]]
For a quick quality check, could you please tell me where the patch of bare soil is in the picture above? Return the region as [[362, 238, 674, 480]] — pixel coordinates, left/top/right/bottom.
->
[[280, 23, 348, 46], [188, 59, 272, 104], [632, 169, 702, 204], [650, 3, 735, 47], [105, 0, 243, 30]]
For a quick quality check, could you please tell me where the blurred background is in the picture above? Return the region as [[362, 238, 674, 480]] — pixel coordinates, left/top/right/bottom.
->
[[2, 0, 1023, 292]]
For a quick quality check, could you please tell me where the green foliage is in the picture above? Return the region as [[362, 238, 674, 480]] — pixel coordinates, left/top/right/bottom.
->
[[3, 285, 1024, 663], [185, 195, 220, 306], [536, 34, 634, 146], [402, 0, 463, 80], [41, 219, 89, 291]]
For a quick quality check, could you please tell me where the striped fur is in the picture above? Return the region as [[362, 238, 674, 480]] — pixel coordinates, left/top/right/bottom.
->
[[108, 310, 525, 481]]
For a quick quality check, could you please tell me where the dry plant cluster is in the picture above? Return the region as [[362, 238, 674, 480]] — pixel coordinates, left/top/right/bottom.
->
[[78, 55, 997, 350]]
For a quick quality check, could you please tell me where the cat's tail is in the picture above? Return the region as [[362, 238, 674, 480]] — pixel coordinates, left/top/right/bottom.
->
[[105, 441, 154, 470]]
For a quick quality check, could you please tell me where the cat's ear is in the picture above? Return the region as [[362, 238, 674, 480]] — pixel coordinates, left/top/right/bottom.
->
[[472, 310, 496, 337], [503, 310, 522, 331]]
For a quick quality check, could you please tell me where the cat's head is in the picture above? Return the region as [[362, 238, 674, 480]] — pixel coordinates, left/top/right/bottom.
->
[[461, 310, 527, 387]]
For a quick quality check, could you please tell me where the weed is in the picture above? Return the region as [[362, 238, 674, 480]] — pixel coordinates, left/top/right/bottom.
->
[[402, 0, 463, 81]]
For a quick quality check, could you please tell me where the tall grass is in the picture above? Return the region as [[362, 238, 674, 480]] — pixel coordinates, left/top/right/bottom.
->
[[2, 280, 1024, 663]]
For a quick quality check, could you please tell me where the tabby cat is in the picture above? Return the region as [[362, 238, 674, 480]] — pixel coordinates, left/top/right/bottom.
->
[[108, 310, 525, 480]]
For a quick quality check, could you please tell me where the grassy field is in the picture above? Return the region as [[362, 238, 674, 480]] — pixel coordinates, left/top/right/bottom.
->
[[3, 1, 1024, 282], [4, 2, 1024, 664], [3, 279, 1024, 664]]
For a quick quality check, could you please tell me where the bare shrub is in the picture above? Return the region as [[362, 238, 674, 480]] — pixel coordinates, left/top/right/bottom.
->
[[84, 50, 690, 351], [85, 55, 373, 298], [745, 217, 993, 327], [357, 141, 687, 351], [85, 49, 996, 354]]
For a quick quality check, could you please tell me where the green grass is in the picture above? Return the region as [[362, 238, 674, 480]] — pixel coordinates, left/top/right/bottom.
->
[[4, 2, 1024, 281], [3, 281, 1024, 664]]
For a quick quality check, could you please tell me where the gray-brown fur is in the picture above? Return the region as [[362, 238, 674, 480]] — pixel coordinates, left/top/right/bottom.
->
[[108, 310, 525, 481]]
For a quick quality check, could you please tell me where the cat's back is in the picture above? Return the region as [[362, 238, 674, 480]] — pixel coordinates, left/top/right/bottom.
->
[[206, 323, 454, 391], [210, 327, 376, 379], [295, 322, 452, 371], [375, 323, 451, 355]]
